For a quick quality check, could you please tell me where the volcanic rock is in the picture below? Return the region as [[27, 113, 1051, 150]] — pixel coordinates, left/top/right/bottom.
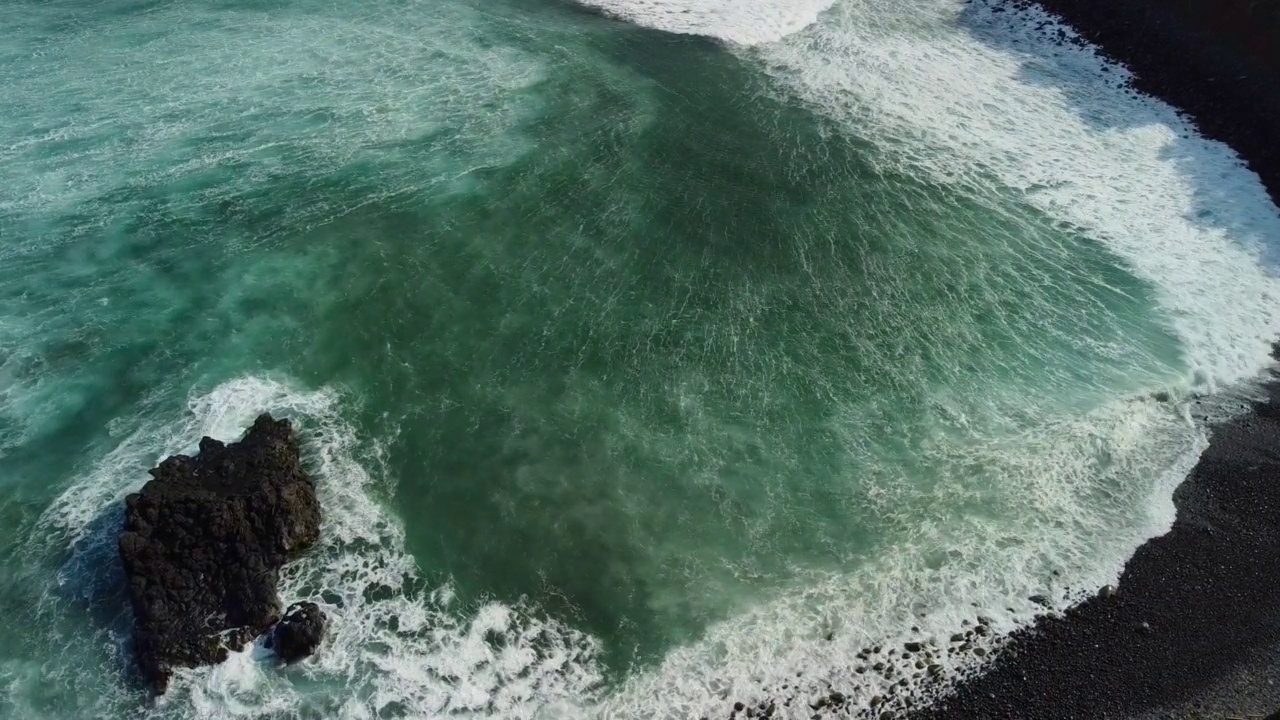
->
[[272, 601, 327, 663], [117, 413, 321, 692]]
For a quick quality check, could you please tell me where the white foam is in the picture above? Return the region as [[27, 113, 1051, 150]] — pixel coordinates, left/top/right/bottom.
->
[[40, 376, 605, 719], [575, 0, 835, 45], [23, 1, 1280, 717], [560, 0, 1280, 714], [753, 0, 1280, 389], [592, 395, 1205, 718]]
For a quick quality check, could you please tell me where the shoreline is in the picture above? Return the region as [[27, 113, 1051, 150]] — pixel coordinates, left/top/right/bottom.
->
[[715, 1, 1280, 711], [910, 366, 1280, 718], [998, 0, 1280, 205], [911, 2, 1280, 717], [906, 1, 1280, 712]]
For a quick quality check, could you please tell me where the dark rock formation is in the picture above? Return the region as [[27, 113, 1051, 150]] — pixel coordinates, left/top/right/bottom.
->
[[271, 601, 326, 663], [1001, 0, 1280, 204], [118, 413, 322, 693]]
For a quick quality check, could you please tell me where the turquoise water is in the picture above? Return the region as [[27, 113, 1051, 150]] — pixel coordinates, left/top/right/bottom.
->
[[2, 0, 1279, 718]]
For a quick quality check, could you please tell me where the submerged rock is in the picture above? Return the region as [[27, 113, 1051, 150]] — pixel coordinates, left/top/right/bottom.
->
[[117, 414, 321, 693]]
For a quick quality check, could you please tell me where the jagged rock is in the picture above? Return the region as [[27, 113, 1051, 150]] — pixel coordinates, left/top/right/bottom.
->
[[272, 601, 327, 663], [117, 414, 321, 693]]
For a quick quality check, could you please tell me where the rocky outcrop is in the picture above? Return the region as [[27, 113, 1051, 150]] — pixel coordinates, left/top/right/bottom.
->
[[271, 601, 327, 663], [117, 413, 323, 693]]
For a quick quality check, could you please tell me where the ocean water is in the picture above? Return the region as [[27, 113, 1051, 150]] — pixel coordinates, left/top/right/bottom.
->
[[1, 0, 1279, 718]]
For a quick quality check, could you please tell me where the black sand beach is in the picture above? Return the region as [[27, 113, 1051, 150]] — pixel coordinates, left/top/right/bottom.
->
[[716, 3, 1280, 717], [1003, 0, 1280, 204], [907, 3, 1280, 716], [912, 371, 1280, 718]]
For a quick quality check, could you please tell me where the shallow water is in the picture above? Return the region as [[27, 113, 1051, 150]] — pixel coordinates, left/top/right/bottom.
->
[[2, 0, 1279, 718]]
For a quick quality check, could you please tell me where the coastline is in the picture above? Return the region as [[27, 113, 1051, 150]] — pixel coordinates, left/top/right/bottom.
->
[[907, 2, 1280, 717], [999, 0, 1280, 204], [911, 366, 1280, 718]]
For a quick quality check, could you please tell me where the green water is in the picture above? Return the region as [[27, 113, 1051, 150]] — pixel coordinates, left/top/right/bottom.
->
[[1, 0, 1278, 718]]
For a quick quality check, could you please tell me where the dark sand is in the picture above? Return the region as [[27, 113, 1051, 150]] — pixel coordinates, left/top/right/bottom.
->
[[911, 372, 1280, 719], [999, 0, 1280, 204], [909, 2, 1280, 718]]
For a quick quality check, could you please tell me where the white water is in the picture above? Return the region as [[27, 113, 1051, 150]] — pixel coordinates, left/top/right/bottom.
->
[[40, 377, 605, 719], [575, 0, 1280, 716], [573, 0, 836, 44], [753, 0, 1280, 391], [15, 0, 1280, 717]]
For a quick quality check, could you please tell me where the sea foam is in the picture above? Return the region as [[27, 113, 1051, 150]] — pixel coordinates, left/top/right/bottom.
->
[[574, 0, 835, 45], [39, 377, 605, 719], [567, 0, 1280, 716], [20, 0, 1280, 717]]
